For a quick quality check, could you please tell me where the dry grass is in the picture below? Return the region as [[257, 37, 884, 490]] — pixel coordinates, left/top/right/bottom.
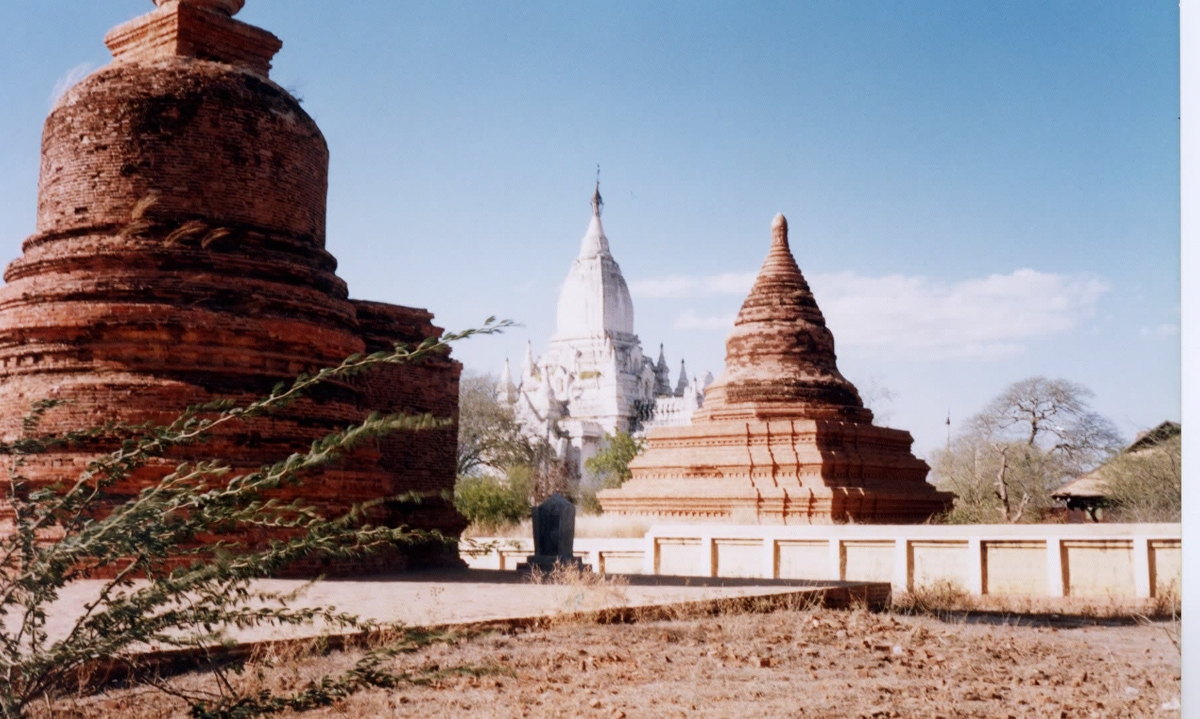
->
[[38, 601, 1182, 718], [890, 579, 975, 618], [891, 579, 1185, 622], [1150, 580, 1182, 619], [521, 562, 631, 620], [26, 568, 1184, 716]]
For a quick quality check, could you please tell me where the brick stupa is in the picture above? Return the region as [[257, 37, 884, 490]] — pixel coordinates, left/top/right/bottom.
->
[[0, 0, 464, 572], [598, 215, 953, 523]]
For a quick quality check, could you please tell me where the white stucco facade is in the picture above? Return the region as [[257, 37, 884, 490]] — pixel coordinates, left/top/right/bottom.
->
[[499, 184, 711, 476]]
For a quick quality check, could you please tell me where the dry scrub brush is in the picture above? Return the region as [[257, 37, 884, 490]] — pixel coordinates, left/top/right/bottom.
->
[[892, 579, 1184, 623], [0, 320, 510, 718]]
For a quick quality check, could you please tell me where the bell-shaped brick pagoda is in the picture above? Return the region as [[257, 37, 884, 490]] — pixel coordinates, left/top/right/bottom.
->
[[0, 0, 464, 572], [598, 215, 953, 523]]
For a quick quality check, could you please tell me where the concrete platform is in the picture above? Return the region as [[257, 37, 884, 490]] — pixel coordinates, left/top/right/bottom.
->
[[34, 569, 889, 647], [26, 569, 888, 690]]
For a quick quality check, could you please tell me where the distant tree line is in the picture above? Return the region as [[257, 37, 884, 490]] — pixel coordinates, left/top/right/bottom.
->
[[930, 376, 1180, 523]]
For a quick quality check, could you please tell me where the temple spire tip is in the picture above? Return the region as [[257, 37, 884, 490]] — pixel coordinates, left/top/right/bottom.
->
[[591, 179, 603, 218], [771, 213, 788, 245]]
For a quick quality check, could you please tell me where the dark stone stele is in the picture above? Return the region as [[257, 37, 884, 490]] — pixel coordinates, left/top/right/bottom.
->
[[517, 494, 588, 574]]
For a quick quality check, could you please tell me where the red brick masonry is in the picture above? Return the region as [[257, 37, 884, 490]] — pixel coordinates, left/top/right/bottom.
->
[[0, 0, 464, 574]]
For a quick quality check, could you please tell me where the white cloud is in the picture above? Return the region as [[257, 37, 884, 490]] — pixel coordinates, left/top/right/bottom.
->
[[811, 270, 1109, 359], [630, 271, 756, 299], [675, 309, 736, 330], [650, 268, 1109, 361], [49, 61, 96, 107], [1139, 323, 1179, 337]]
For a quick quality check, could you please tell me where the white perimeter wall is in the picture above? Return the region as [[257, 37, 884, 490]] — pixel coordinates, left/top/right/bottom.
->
[[461, 523, 1182, 599]]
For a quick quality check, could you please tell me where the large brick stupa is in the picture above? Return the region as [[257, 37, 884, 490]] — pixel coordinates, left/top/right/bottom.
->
[[598, 215, 953, 523], [0, 0, 464, 572]]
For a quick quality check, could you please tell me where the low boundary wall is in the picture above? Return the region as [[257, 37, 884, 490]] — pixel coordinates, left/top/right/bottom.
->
[[461, 523, 1182, 599]]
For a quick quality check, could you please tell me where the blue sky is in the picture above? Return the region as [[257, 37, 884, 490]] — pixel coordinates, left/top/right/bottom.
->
[[0, 1, 1180, 458]]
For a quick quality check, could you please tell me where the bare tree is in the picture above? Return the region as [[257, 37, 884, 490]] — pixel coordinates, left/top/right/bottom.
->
[[975, 377, 1123, 469], [933, 377, 1123, 523], [859, 376, 897, 427], [456, 372, 527, 476], [454, 374, 579, 528]]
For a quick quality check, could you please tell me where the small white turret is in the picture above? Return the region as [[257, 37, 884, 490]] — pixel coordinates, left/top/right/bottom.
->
[[497, 358, 517, 404], [653, 344, 672, 396], [521, 340, 536, 381], [674, 359, 689, 397]]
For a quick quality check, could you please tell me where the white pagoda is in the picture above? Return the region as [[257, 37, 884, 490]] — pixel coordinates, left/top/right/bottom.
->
[[498, 183, 710, 475]]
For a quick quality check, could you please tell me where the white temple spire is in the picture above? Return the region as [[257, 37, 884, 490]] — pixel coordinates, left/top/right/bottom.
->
[[521, 340, 535, 379], [497, 358, 517, 404], [511, 179, 705, 477], [554, 181, 635, 339], [577, 181, 611, 259]]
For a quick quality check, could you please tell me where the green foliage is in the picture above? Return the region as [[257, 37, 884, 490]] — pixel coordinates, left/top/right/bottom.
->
[[453, 469, 532, 530], [585, 432, 644, 490], [455, 373, 576, 508], [931, 437, 1062, 523], [1100, 433, 1181, 522], [456, 372, 528, 476], [453, 438, 581, 528], [0, 320, 510, 718], [579, 432, 644, 514]]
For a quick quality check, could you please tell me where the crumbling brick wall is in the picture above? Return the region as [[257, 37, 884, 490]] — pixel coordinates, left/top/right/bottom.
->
[[351, 300, 467, 566], [0, 2, 466, 575]]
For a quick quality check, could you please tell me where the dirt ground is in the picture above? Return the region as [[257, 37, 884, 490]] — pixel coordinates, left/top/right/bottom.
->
[[54, 604, 1181, 718]]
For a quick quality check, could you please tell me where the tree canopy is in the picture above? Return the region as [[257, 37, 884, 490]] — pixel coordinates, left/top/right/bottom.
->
[[455, 372, 528, 477], [932, 376, 1123, 523], [454, 372, 577, 526], [585, 432, 645, 491]]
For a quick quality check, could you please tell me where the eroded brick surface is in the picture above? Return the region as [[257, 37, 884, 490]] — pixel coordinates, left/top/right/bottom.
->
[[0, 1, 463, 574]]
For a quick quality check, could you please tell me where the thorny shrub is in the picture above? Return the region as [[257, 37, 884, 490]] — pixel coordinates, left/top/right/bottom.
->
[[0, 320, 509, 718]]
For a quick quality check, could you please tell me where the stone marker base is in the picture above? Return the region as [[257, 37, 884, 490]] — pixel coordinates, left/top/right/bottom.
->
[[516, 556, 589, 575]]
